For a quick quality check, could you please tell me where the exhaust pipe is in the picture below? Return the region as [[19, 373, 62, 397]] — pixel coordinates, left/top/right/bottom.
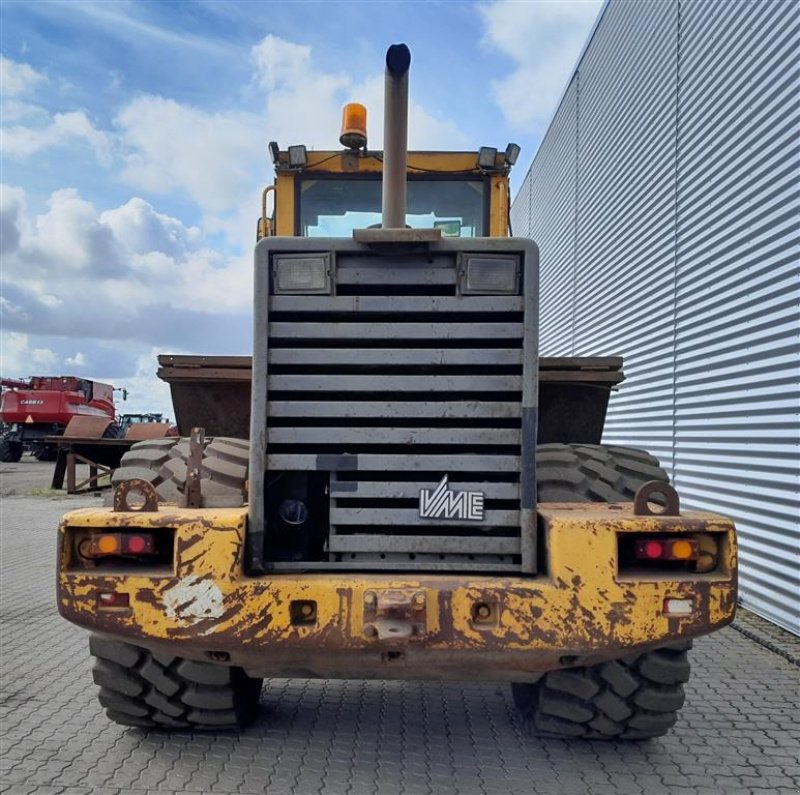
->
[[381, 44, 411, 229]]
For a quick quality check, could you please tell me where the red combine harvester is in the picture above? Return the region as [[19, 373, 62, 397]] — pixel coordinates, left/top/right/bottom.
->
[[0, 377, 122, 462]]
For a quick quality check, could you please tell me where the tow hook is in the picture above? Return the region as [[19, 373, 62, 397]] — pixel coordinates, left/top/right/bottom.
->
[[363, 589, 427, 640]]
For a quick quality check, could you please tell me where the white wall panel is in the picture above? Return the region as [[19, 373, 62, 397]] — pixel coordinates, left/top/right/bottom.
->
[[513, 0, 800, 634]]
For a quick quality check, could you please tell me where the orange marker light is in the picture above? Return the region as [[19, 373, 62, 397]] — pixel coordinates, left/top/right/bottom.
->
[[671, 539, 694, 560], [340, 103, 368, 149], [97, 534, 120, 554]]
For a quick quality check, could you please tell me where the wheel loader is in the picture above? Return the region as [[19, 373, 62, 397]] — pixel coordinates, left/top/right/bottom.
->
[[56, 45, 737, 739]]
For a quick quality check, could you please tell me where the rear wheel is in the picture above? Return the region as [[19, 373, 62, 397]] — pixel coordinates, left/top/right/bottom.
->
[[111, 436, 249, 507], [90, 635, 262, 729], [0, 438, 23, 463], [514, 443, 683, 739], [536, 443, 668, 502], [512, 643, 691, 739]]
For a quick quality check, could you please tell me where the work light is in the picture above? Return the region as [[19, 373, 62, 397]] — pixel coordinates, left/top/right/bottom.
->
[[460, 254, 519, 295], [272, 254, 332, 294]]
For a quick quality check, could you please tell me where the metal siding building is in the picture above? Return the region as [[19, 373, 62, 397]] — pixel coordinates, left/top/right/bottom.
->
[[512, 0, 800, 634]]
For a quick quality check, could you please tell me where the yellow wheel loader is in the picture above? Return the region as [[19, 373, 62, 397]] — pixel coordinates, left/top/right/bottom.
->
[[57, 44, 736, 739]]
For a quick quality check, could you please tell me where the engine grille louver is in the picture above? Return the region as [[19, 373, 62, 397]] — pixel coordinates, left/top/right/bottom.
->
[[257, 244, 538, 574]]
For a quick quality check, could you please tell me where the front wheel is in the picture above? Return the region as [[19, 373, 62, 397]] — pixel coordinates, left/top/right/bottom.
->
[[0, 438, 23, 463], [90, 636, 262, 729], [512, 643, 691, 739]]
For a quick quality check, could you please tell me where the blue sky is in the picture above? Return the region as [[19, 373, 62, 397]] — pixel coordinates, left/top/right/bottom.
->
[[1, 0, 602, 415]]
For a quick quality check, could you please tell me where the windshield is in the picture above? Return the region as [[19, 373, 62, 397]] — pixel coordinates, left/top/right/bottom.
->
[[300, 178, 485, 237]]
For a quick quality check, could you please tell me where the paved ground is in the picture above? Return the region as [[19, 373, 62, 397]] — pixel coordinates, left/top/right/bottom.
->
[[1, 465, 799, 795]]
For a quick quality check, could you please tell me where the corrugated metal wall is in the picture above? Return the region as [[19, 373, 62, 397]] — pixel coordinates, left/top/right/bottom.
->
[[513, 0, 800, 634]]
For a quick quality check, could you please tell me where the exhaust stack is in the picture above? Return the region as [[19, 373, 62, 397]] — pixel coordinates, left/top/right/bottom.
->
[[381, 44, 411, 229]]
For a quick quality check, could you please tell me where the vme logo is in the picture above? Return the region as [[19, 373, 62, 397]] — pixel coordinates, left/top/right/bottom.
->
[[419, 475, 485, 522]]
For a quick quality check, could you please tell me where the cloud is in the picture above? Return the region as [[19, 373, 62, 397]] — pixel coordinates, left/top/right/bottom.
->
[[479, 0, 602, 132], [65, 352, 88, 367], [1, 184, 253, 344], [100, 197, 202, 258], [115, 97, 259, 215], [113, 34, 468, 220], [1, 332, 57, 376], [0, 56, 111, 164], [2, 110, 112, 163], [0, 55, 45, 96]]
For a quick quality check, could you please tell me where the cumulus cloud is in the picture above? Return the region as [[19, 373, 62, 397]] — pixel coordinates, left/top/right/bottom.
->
[[0, 55, 111, 164], [2, 110, 113, 163], [1, 184, 253, 341], [100, 198, 202, 258], [65, 352, 88, 367], [0, 55, 45, 96], [116, 98, 259, 215], [1, 332, 58, 376], [479, 0, 602, 132], [112, 34, 467, 220]]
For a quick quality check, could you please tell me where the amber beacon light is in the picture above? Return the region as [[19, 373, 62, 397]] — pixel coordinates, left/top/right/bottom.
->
[[340, 103, 368, 149]]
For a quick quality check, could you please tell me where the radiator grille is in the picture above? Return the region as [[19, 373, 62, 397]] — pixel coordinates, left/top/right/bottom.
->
[[265, 255, 526, 572]]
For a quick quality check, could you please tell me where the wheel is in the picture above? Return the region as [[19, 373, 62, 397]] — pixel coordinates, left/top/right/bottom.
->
[[32, 444, 57, 461], [90, 635, 262, 729], [103, 423, 125, 439], [517, 443, 683, 739], [511, 642, 692, 740], [111, 436, 249, 507], [536, 443, 668, 502], [0, 438, 23, 463]]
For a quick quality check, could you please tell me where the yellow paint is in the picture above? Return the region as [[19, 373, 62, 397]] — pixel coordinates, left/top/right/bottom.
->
[[57, 504, 737, 674]]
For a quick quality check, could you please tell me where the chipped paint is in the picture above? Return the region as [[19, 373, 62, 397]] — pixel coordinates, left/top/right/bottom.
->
[[56, 503, 737, 680], [163, 576, 224, 623]]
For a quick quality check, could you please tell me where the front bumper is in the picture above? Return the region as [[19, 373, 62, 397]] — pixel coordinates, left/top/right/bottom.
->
[[57, 504, 736, 681]]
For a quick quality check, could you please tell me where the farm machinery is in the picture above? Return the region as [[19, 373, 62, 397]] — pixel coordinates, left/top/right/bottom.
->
[[0, 376, 122, 462]]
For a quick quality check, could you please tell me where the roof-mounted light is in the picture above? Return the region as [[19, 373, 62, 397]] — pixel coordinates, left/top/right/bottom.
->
[[288, 144, 308, 168], [504, 142, 521, 166], [477, 146, 498, 170], [268, 141, 280, 165], [340, 102, 368, 150]]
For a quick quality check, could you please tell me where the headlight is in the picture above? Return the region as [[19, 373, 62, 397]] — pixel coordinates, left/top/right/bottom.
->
[[460, 254, 520, 295], [272, 254, 332, 294]]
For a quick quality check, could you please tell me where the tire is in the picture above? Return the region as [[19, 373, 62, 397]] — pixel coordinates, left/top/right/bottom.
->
[[90, 635, 262, 730], [0, 438, 23, 463], [32, 444, 57, 461], [103, 423, 125, 439], [517, 443, 682, 739], [537, 443, 668, 502], [111, 436, 249, 507], [511, 642, 692, 740]]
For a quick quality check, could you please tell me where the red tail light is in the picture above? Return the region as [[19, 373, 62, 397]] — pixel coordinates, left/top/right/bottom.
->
[[634, 537, 698, 561]]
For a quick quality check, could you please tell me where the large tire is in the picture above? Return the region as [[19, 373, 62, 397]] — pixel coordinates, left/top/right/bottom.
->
[[537, 443, 668, 502], [0, 438, 23, 463], [517, 443, 683, 739], [511, 642, 692, 740], [32, 444, 57, 461], [103, 423, 125, 439], [111, 436, 249, 507], [90, 635, 262, 729]]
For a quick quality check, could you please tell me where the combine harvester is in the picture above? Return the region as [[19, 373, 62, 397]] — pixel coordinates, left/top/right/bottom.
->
[[0, 376, 122, 462]]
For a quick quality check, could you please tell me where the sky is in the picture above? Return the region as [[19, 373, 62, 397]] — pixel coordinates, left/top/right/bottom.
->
[[1, 0, 602, 417]]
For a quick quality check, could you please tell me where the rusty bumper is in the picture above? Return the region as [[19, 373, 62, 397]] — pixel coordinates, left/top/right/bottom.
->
[[57, 505, 737, 682]]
